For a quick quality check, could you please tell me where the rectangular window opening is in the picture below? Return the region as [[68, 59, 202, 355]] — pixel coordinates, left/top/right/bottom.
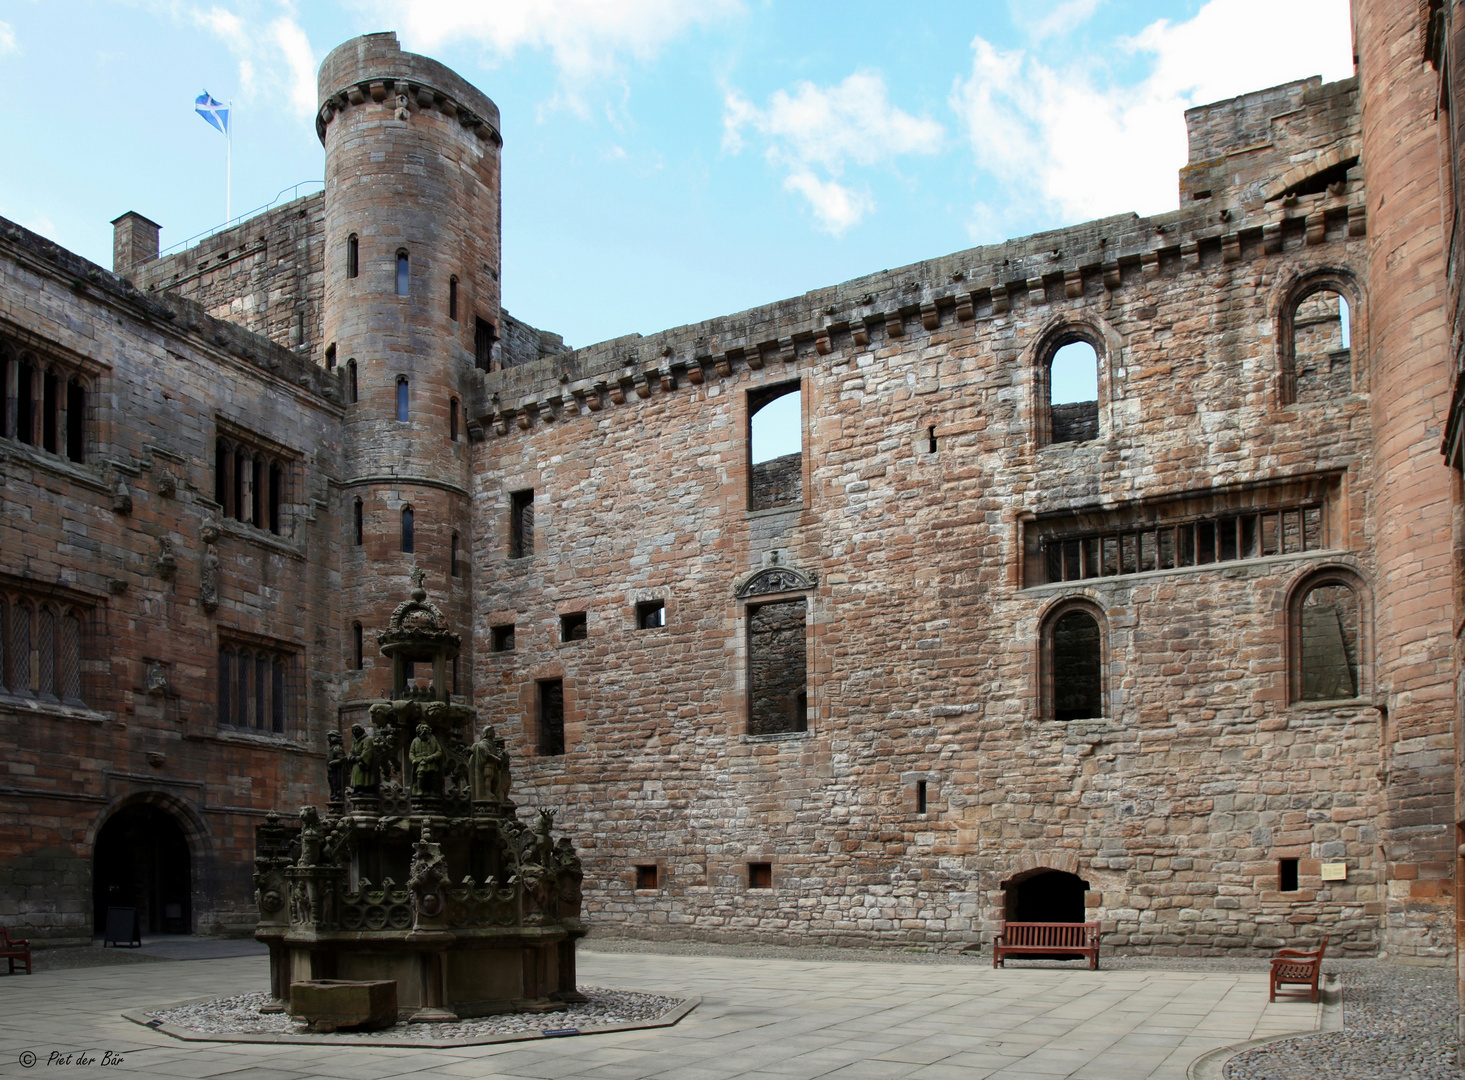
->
[[636, 600, 665, 630], [509, 489, 534, 558], [396, 252, 409, 296], [635, 865, 658, 891], [537, 678, 565, 756], [1279, 858, 1299, 892], [475, 317, 497, 371], [491, 624, 515, 653], [748, 862, 772, 890], [560, 612, 587, 642], [748, 597, 808, 736], [916, 780, 928, 815]]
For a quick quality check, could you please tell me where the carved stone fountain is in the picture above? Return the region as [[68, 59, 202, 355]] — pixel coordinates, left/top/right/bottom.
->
[[254, 570, 586, 1022]]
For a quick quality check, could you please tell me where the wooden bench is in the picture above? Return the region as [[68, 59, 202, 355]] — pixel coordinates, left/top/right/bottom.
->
[[0, 928, 31, 975], [992, 921, 1101, 970], [1270, 938, 1328, 1003]]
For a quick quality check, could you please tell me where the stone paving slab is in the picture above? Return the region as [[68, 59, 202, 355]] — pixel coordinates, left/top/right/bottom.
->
[[0, 947, 1322, 1079]]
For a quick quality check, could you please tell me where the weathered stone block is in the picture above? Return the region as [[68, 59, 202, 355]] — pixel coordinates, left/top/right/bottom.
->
[[288, 980, 397, 1032]]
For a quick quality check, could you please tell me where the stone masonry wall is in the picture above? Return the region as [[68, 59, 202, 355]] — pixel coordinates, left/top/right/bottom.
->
[[0, 218, 343, 943], [464, 76, 1409, 956]]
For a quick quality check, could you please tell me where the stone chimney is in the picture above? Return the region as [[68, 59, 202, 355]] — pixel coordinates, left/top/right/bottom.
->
[[110, 212, 161, 277]]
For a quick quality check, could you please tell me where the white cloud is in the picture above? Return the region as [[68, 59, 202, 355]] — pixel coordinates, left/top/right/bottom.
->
[[0, 21, 18, 55], [724, 71, 943, 235], [378, 0, 742, 115], [950, 0, 1354, 235], [1016, 0, 1105, 41], [189, 6, 316, 119]]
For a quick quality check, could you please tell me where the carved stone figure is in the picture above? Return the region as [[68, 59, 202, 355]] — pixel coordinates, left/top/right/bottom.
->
[[348, 723, 380, 792], [154, 536, 177, 580], [200, 545, 221, 613], [408, 723, 444, 797], [469, 724, 509, 803], [298, 806, 323, 866], [326, 731, 346, 803], [408, 823, 451, 926], [145, 662, 169, 697], [553, 836, 583, 920]]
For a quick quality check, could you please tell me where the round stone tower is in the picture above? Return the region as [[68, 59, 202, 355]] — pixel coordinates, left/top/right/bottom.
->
[[317, 32, 501, 701]]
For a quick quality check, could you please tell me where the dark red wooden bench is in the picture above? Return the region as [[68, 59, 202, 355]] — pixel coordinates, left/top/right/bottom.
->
[[992, 921, 1101, 970], [1270, 937, 1328, 1002], [0, 928, 31, 974]]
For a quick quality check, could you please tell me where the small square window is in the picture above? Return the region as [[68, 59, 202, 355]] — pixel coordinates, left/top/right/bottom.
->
[[492, 625, 515, 653], [1279, 858, 1299, 892], [636, 600, 665, 630], [748, 862, 772, 890], [560, 612, 587, 642], [635, 865, 659, 891]]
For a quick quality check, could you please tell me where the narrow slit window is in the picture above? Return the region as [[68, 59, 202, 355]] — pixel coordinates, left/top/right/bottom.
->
[[537, 678, 565, 755], [475, 317, 496, 371], [353, 498, 363, 546], [450, 398, 460, 441], [451, 532, 461, 577], [916, 780, 928, 814], [347, 359, 358, 404], [268, 462, 283, 534], [16, 363, 33, 445], [396, 251, 409, 296], [401, 505, 415, 553], [346, 234, 359, 278], [65, 380, 84, 462], [42, 371, 58, 453], [325, 343, 336, 370], [449, 276, 459, 320], [927, 426, 937, 454], [353, 622, 363, 670], [397, 378, 409, 422], [509, 489, 534, 558]]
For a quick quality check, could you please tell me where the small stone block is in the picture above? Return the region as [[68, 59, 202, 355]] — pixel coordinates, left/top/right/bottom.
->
[[289, 979, 398, 1032]]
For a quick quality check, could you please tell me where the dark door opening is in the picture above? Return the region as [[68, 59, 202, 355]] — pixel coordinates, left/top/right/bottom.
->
[[1004, 869, 1088, 924], [92, 804, 192, 936]]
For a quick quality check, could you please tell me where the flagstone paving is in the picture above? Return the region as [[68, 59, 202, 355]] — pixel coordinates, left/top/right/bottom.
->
[[0, 946, 1320, 1079]]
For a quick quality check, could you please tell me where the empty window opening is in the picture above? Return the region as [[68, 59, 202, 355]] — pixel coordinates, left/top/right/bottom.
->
[[1048, 340, 1099, 444], [1291, 289, 1352, 402], [1279, 858, 1300, 892], [450, 397, 460, 441], [401, 505, 414, 553], [474, 317, 496, 371], [560, 612, 587, 642], [347, 359, 358, 404], [353, 498, 363, 546], [491, 624, 515, 652], [0, 354, 8, 436], [1048, 609, 1103, 722], [927, 426, 937, 454], [748, 598, 807, 736], [749, 384, 802, 511], [325, 343, 336, 370], [217, 642, 292, 733], [268, 462, 282, 534], [636, 600, 665, 629], [449, 276, 459, 321], [1298, 582, 1360, 700], [509, 489, 534, 558], [396, 251, 409, 296], [1003, 869, 1088, 923], [748, 862, 772, 889], [916, 780, 928, 815], [353, 621, 363, 670], [346, 234, 359, 279], [396, 377, 409, 422], [635, 865, 658, 891], [65, 379, 85, 462], [537, 678, 565, 756], [451, 532, 461, 577]]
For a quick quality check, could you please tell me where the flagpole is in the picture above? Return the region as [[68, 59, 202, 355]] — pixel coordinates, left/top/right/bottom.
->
[[226, 99, 232, 223]]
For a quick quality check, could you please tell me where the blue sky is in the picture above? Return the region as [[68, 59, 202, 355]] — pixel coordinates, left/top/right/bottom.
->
[[0, 1, 1352, 351]]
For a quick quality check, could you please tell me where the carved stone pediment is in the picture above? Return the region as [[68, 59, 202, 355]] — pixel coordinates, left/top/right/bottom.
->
[[734, 565, 819, 598]]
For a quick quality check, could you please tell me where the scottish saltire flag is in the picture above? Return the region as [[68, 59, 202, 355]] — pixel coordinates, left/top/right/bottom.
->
[[195, 92, 229, 135]]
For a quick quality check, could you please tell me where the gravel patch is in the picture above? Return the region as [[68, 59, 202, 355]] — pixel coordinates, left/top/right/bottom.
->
[[1227, 960, 1464, 1080], [148, 986, 684, 1041]]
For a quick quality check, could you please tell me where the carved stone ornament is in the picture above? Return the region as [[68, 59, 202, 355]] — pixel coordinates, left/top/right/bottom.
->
[[377, 566, 461, 654], [112, 480, 133, 515], [155, 469, 177, 498], [200, 544, 221, 613], [199, 517, 220, 545], [734, 565, 820, 598], [154, 536, 178, 580], [145, 662, 169, 697]]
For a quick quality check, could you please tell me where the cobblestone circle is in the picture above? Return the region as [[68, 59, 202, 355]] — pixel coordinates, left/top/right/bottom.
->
[[1226, 960, 1463, 1080], [148, 986, 684, 1040]]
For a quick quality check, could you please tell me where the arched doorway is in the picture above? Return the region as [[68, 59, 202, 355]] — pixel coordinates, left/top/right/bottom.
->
[[1003, 868, 1088, 923], [92, 803, 192, 936]]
